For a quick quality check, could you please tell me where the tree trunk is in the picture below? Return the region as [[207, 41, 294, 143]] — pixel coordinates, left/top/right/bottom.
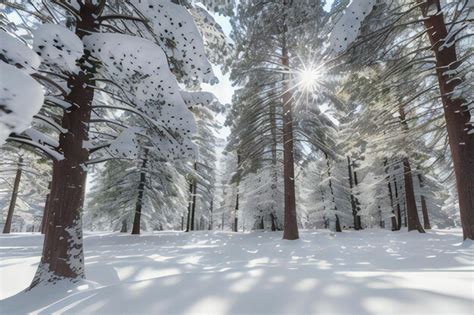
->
[[420, 196, 431, 230], [335, 215, 342, 232], [384, 159, 399, 231], [403, 158, 425, 233], [185, 181, 193, 232], [233, 155, 241, 232], [269, 100, 280, 230], [233, 188, 239, 232], [209, 199, 213, 230], [271, 213, 277, 231], [132, 149, 149, 235], [353, 167, 363, 229], [393, 176, 402, 230], [190, 162, 198, 231], [281, 38, 299, 240], [418, 174, 432, 230], [233, 217, 238, 232], [418, 0, 473, 239], [30, 2, 100, 287], [347, 156, 361, 230], [379, 204, 385, 228], [41, 181, 51, 235], [396, 205, 402, 230], [3, 157, 23, 234], [325, 153, 341, 232], [398, 104, 424, 233], [387, 178, 399, 231], [120, 220, 128, 233]]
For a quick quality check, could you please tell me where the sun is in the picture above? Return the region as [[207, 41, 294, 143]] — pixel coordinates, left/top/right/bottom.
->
[[296, 65, 324, 93]]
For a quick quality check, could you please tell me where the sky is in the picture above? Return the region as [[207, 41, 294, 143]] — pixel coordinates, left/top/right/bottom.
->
[[200, 10, 235, 142]]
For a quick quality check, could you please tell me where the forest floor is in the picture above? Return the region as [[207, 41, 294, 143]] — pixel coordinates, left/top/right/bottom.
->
[[0, 229, 473, 315]]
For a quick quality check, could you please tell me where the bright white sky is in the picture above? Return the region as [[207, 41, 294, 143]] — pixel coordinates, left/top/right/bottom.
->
[[200, 11, 235, 142]]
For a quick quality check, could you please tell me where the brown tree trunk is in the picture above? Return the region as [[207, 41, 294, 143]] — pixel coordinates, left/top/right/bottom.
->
[[421, 196, 431, 230], [403, 158, 425, 233], [418, 174, 432, 230], [396, 205, 402, 230], [325, 153, 341, 232], [271, 213, 277, 231], [398, 105, 424, 233], [30, 2, 100, 287], [418, 0, 474, 239], [393, 176, 402, 230], [384, 159, 399, 231], [269, 100, 280, 230], [209, 199, 213, 230], [185, 181, 193, 232], [120, 220, 128, 233], [335, 214, 342, 232], [281, 38, 299, 240], [190, 162, 198, 231], [353, 167, 363, 229], [233, 155, 241, 232], [132, 149, 148, 235], [3, 157, 23, 234], [41, 181, 51, 235], [233, 184, 239, 232], [347, 156, 361, 230], [388, 180, 399, 231]]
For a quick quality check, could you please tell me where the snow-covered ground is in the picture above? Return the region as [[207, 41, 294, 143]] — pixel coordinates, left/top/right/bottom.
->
[[1, 229, 473, 315]]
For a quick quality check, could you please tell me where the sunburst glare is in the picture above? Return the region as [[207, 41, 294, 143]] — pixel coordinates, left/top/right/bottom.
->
[[294, 62, 326, 94]]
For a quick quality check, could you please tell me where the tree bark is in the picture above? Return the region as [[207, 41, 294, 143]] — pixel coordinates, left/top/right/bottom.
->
[[418, 0, 474, 239], [3, 157, 23, 234], [269, 100, 280, 230], [270, 213, 277, 231], [347, 156, 361, 230], [30, 2, 101, 287], [335, 214, 342, 232], [388, 179, 399, 231], [233, 185, 239, 232], [384, 159, 399, 231], [353, 167, 363, 229], [403, 158, 425, 233], [325, 153, 341, 232], [209, 199, 213, 230], [420, 196, 431, 230], [398, 104, 424, 233], [418, 174, 431, 230], [131, 149, 148, 235], [190, 162, 198, 231], [185, 181, 193, 232], [41, 181, 51, 235], [233, 154, 241, 232], [281, 38, 299, 240], [393, 176, 402, 230], [120, 220, 128, 233]]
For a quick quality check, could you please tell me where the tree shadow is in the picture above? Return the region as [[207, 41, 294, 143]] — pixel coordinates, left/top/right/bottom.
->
[[1, 229, 472, 314]]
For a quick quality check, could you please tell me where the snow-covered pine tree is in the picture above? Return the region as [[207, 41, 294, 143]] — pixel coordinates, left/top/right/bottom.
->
[[185, 92, 221, 231], [1, 0, 221, 285], [0, 145, 51, 233], [329, 0, 473, 239], [86, 147, 189, 233], [228, 0, 333, 238]]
